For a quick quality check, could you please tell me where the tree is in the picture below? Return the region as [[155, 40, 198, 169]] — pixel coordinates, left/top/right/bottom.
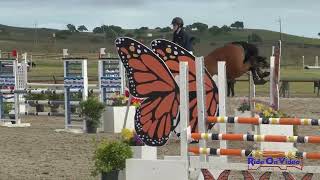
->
[[77, 25, 88, 32], [230, 21, 244, 29], [66, 24, 78, 33], [93, 26, 103, 34], [209, 26, 221, 35], [318, 32, 320, 37], [109, 25, 124, 34], [191, 22, 208, 32], [159, 27, 171, 32], [92, 25, 124, 36], [220, 25, 231, 32], [185, 25, 193, 31], [139, 27, 149, 31]]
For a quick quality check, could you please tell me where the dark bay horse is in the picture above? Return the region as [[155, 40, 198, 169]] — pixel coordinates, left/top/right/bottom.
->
[[204, 41, 269, 85]]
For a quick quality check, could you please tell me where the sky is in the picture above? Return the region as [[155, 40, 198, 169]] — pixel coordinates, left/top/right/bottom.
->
[[1, 0, 319, 38]]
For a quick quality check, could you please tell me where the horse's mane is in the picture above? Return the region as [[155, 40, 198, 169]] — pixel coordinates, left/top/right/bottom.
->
[[231, 41, 259, 62]]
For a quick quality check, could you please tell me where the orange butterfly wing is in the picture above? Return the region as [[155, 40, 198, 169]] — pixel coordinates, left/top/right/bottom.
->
[[301, 173, 313, 180], [115, 37, 179, 146], [151, 39, 218, 133], [242, 170, 255, 180], [216, 170, 231, 180], [259, 172, 272, 180], [282, 172, 296, 180], [201, 169, 215, 180]]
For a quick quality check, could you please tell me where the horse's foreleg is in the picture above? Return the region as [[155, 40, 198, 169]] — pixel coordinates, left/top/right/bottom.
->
[[251, 68, 267, 85], [256, 68, 270, 79]]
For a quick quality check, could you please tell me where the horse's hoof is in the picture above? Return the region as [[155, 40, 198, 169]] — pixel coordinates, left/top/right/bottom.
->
[[260, 71, 270, 78], [254, 79, 267, 85]]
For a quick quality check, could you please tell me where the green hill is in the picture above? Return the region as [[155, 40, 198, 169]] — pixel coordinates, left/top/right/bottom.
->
[[0, 24, 320, 67]]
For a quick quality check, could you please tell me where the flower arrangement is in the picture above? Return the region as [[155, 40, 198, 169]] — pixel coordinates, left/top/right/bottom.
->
[[108, 89, 143, 107], [254, 103, 287, 118], [254, 103, 297, 136], [109, 93, 128, 106], [125, 89, 143, 108], [237, 99, 250, 112], [120, 128, 145, 146]]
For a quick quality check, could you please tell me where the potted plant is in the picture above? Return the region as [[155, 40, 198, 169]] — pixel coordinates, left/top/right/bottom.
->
[[24, 93, 47, 112], [92, 140, 133, 180], [103, 91, 142, 133], [120, 128, 157, 160], [237, 99, 250, 113], [47, 93, 64, 113], [79, 97, 105, 133], [71, 92, 82, 113]]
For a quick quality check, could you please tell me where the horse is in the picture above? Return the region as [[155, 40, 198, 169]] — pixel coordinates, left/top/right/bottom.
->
[[204, 41, 270, 85]]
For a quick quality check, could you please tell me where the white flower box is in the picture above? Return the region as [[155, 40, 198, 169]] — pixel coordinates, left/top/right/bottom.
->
[[234, 110, 254, 134], [259, 124, 296, 151], [102, 106, 135, 133], [131, 145, 157, 160]]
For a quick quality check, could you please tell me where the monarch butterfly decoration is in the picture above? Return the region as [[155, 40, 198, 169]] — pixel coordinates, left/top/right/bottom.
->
[[150, 39, 218, 133], [115, 37, 180, 146], [200, 169, 231, 180], [115, 37, 220, 146], [259, 172, 272, 180], [301, 173, 314, 180], [201, 169, 215, 180], [282, 172, 296, 180], [242, 170, 255, 180]]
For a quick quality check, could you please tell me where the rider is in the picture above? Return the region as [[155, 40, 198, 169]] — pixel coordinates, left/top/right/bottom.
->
[[171, 17, 193, 53]]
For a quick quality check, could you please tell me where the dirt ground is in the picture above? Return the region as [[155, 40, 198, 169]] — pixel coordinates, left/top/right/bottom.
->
[[0, 97, 320, 180]]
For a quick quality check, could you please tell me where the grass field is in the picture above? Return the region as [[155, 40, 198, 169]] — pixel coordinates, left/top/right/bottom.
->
[[233, 67, 320, 97], [26, 55, 320, 98]]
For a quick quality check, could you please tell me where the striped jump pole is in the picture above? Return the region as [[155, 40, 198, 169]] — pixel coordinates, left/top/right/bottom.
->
[[188, 147, 320, 160], [23, 100, 80, 106], [0, 88, 100, 94], [22, 112, 65, 116], [0, 89, 82, 94], [21, 112, 81, 117], [189, 132, 320, 144], [208, 116, 320, 126]]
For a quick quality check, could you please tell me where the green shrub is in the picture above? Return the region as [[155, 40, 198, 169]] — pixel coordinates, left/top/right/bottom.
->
[[24, 93, 47, 100], [79, 97, 105, 128], [4, 102, 13, 114], [92, 140, 133, 176]]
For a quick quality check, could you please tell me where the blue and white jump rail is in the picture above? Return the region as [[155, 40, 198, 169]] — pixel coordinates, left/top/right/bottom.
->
[[63, 57, 88, 131], [98, 48, 125, 104], [0, 58, 30, 127], [98, 48, 126, 132]]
